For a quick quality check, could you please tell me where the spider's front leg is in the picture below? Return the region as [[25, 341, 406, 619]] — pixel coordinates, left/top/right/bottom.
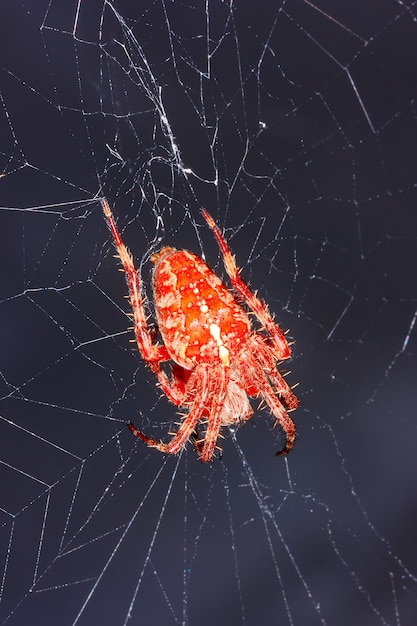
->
[[101, 198, 184, 406], [201, 210, 291, 360]]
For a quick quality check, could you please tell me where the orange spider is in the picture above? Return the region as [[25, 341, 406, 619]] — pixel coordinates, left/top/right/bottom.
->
[[102, 199, 299, 462]]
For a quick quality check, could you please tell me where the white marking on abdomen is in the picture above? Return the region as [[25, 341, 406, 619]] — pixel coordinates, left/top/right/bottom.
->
[[209, 323, 230, 366]]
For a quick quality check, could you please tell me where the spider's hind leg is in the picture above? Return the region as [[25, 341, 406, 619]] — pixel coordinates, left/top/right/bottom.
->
[[199, 366, 229, 463], [242, 350, 297, 455], [250, 335, 299, 411], [128, 365, 212, 459]]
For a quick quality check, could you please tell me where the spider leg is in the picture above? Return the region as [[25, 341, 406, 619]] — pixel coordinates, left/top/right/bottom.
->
[[128, 365, 210, 457], [242, 354, 296, 455], [249, 336, 299, 410], [199, 366, 229, 463], [201, 210, 290, 360], [102, 198, 185, 405]]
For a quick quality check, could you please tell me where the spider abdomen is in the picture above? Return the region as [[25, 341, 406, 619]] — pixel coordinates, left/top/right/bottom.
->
[[152, 248, 251, 369]]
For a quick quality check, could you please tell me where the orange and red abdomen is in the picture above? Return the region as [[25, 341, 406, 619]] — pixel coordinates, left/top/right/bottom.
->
[[152, 248, 251, 369]]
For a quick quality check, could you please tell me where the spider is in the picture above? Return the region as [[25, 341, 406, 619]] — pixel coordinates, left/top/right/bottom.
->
[[102, 199, 299, 462]]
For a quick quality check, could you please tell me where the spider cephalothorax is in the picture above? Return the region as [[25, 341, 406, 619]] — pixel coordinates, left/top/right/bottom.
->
[[102, 199, 299, 462]]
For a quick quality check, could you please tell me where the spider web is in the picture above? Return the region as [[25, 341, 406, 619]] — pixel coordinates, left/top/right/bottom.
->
[[1, 0, 416, 624]]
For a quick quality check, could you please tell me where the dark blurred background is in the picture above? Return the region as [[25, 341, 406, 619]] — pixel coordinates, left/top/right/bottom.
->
[[0, 1, 416, 624]]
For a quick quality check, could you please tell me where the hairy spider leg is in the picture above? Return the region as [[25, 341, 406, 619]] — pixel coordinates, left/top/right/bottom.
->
[[199, 366, 229, 462], [241, 351, 296, 454], [129, 365, 230, 462], [101, 198, 185, 406], [201, 210, 290, 360], [128, 365, 210, 457], [249, 335, 299, 410]]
